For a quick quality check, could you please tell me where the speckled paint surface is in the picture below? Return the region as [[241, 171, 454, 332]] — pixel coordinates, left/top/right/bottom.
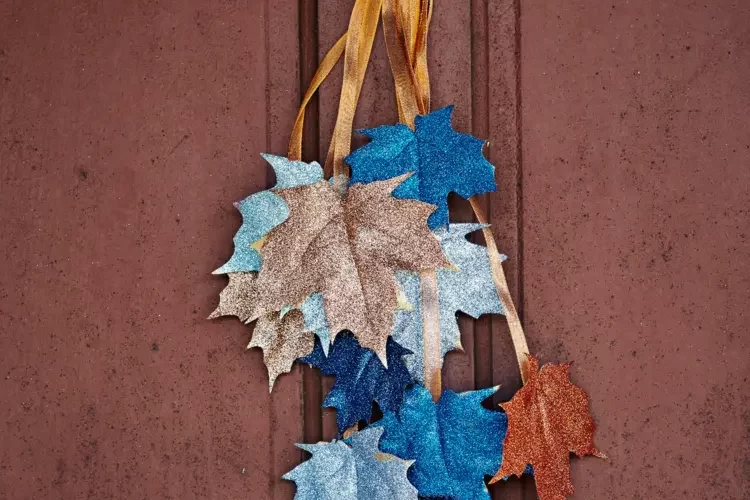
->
[[1, 0, 749, 499]]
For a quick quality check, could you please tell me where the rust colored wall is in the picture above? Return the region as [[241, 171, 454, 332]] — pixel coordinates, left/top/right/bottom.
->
[[519, 1, 750, 498], [1, 0, 748, 499]]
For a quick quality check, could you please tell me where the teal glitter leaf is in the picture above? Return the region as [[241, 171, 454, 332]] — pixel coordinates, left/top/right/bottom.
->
[[346, 106, 496, 229], [392, 224, 506, 383], [374, 385, 507, 500], [283, 427, 418, 500], [213, 154, 323, 274], [300, 333, 413, 435]]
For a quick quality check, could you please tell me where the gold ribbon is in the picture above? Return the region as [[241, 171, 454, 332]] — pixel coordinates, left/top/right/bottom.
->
[[325, 0, 384, 177], [287, 34, 347, 162], [420, 268, 442, 399], [382, 0, 432, 126], [383, 0, 422, 126], [469, 198, 531, 383]]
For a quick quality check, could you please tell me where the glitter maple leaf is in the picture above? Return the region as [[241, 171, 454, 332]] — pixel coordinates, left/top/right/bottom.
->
[[375, 384, 507, 500], [301, 333, 413, 434], [246, 174, 449, 363], [283, 427, 418, 500], [347, 106, 497, 229], [490, 356, 605, 500], [210, 272, 329, 389], [391, 224, 505, 383]]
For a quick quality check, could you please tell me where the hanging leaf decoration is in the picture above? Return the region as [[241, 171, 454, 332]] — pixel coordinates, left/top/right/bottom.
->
[[283, 427, 418, 500], [375, 384, 506, 500], [301, 332, 413, 434], [213, 154, 325, 275], [347, 106, 497, 229], [207, 0, 605, 494], [490, 356, 605, 500], [234, 174, 450, 363], [392, 223, 505, 382]]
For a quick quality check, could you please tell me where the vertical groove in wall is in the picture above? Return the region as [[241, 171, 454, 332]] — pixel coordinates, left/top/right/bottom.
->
[[514, 0, 524, 327], [263, 0, 276, 495], [513, 2, 536, 499], [299, 0, 323, 446], [470, 0, 494, 392]]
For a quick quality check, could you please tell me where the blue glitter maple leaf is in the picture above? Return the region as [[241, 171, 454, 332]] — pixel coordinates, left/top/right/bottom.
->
[[283, 427, 418, 500], [301, 332, 413, 435], [346, 106, 496, 229], [373, 384, 507, 500], [392, 224, 506, 383]]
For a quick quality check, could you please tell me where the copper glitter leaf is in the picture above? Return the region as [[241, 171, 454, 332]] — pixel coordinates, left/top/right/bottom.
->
[[249, 175, 449, 363], [490, 356, 605, 500]]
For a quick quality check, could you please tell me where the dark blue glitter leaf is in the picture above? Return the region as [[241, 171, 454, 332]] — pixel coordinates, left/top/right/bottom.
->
[[374, 385, 507, 500], [301, 333, 413, 435], [346, 106, 496, 229]]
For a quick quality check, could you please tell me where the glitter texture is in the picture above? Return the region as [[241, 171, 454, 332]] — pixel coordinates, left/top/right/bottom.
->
[[283, 427, 418, 500], [391, 224, 506, 382], [301, 333, 413, 434], [489, 356, 605, 500], [246, 174, 449, 363], [300, 292, 331, 356], [213, 155, 323, 275], [210, 273, 330, 388], [346, 106, 497, 229], [208, 272, 257, 321], [374, 385, 507, 500], [248, 310, 314, 390]]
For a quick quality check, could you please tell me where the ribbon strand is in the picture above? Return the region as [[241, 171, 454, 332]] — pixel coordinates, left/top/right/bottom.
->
[[288, 34, 347, 161], [325, 0, 384, 177], [469, 197, 531, 383]]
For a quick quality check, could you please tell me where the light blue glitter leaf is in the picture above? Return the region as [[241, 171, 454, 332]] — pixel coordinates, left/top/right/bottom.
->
[[283, 427, 418, 500], [374, 385, 506, 500], [347, 106, 496, 229], [262, 153, 326, 189], [213, 155, 324, 274], [300, 333, 413, 435], [300, 292, 331, 356], [392, 223, 506, 383]]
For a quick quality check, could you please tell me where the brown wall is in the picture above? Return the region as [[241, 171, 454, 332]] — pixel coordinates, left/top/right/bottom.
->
[[1, 0, 748, 498]]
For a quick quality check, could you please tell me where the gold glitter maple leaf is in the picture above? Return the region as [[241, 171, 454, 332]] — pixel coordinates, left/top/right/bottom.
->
[[490, 355, 605, 500], [243, 174, 449, 363], [209, 273, 316, 389]]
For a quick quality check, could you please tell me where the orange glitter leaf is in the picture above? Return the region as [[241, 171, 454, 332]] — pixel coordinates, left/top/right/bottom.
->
[[490, 355, 605, 500]]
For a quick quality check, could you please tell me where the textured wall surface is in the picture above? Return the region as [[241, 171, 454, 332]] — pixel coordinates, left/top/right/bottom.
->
[[1, 0, 748, 499]]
